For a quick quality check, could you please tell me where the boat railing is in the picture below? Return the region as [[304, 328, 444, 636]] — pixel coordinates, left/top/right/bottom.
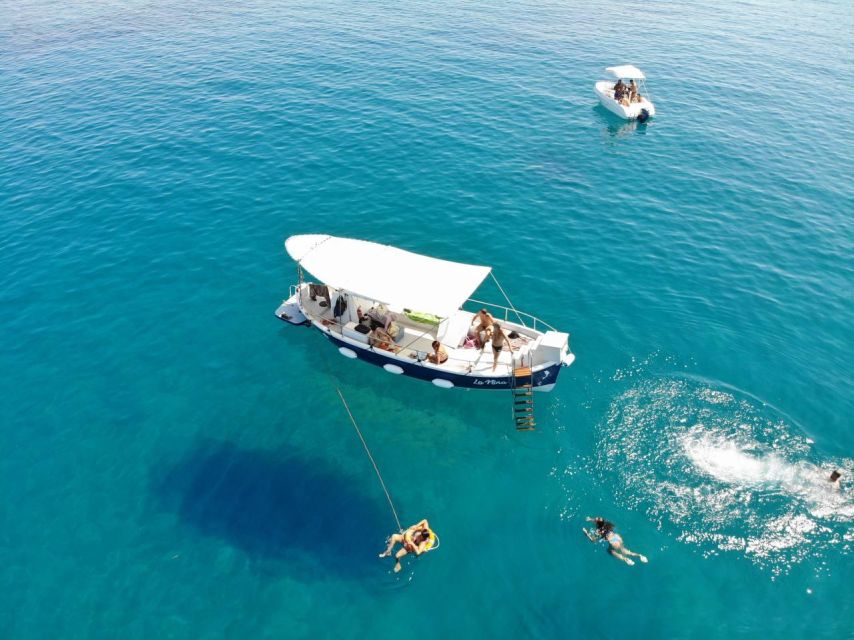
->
[[289, 283, 550, 372], [465, 298, 558, 333], [305, 309, 519, 375], [380, 340, 517, 376]]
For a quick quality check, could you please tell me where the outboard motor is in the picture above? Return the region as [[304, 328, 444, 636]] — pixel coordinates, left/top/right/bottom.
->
[[637, 108, 650, 123]]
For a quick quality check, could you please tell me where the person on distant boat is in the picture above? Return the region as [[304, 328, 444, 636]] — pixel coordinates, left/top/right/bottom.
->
[[427, 340, 448, 364], [628, 79, 640, 103], [490, 322, 515, 372], [613, 79, 626, 99], [379, 519, 434, 573], [472, 308, 495, 347], [829, 470, 842, 490], [583, 516, 648, 566]]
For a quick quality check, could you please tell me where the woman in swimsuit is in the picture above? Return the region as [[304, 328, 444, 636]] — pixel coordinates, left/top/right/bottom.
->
[[379, 519, 432, 573], [490, 322, 515, 372], [583, 516, 648, 566], [428, 340, 448, 364]]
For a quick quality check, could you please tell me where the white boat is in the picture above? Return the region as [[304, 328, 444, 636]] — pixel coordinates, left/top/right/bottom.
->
[[275, 234, 576, 392], [594, 65, 655, 122]]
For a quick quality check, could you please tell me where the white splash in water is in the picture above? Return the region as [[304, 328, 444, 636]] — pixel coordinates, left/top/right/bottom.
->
[[681, 427, 853, 520], [593, 377, 853, 575]]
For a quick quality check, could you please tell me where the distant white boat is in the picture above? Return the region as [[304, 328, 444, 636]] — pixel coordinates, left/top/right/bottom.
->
[[594, 65, 655, 122], [275, 234, 575, 393]]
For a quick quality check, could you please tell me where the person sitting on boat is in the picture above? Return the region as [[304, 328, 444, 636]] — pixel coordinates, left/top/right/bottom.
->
[[471, 308, 495, 347], [427, 340, 448, 364], [613, 79, 626, 99], [379, 519, 434, 573], [583, 516, 648, 566], [359, 305, 396, 331], [370, 326, 400, 353], [489, 322, 515, 372], [386, 320, 405, 344]]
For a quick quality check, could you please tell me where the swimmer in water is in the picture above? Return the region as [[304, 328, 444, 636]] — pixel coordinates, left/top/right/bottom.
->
[[829, 470, 842, 490], [583, 516, 648, 566]]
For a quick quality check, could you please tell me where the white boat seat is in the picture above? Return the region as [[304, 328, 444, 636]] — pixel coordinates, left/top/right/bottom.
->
[[450, 348, 484, 363], [342, 321, 370, 345], [397, 326, 435, 352]]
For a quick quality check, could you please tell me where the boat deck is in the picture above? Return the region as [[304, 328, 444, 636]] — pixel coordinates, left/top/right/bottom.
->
[[297, 288, 540, 377]]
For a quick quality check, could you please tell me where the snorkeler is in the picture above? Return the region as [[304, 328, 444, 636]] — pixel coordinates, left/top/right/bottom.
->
[[583, 516, 648, 566], [379, 519, 435, 573]]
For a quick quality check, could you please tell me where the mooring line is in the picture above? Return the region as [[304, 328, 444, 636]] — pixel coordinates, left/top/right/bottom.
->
[[335, 388, 403, 533]]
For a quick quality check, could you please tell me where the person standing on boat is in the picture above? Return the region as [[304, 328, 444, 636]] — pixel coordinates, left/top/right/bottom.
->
[[379, 519, 433, 573], [628, 79, 639, 103], [583, 517, 648, 566], [490, 322, 515, 372]]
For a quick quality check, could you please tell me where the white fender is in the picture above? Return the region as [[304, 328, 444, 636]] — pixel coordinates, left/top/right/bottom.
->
[[432, 378, 454, 389], [338, 347, 358, 359], [383, 364, 404, 375]]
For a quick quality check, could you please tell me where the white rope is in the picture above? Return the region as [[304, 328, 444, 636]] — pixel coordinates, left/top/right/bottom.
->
[[336, 388, 404, 533], [490, 272, 526, 327]]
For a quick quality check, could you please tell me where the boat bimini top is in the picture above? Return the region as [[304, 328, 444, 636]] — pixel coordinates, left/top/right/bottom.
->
[[605, 65, 645, 80], [285, 234, 491, 318]]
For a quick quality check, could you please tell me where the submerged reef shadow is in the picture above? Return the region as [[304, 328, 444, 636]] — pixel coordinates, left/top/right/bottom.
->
[[153, 439, 388, 577]]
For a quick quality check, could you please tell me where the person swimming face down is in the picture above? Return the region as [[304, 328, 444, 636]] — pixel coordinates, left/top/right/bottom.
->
[[594, 518, 614, 536], [584, 516, 647, 565]]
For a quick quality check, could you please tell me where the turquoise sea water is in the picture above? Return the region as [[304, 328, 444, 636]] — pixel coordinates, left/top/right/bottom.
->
[[2, 0, 853, 637]]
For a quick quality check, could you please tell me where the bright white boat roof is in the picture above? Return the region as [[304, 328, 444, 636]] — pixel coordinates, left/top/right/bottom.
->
[[285, 234, 491, 318], [605, 65, 645, 80]]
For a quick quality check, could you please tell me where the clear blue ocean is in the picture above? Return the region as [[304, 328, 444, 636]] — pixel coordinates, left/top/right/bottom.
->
[[2, 1, 853, 637]]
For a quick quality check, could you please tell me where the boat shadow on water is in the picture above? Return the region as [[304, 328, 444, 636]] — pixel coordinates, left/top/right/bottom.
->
[[153, 440, 389, 578]]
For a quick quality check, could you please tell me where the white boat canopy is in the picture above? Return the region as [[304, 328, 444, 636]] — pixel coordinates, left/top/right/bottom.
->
[[285, 234, 492, 318], [605, 65, 645, 80]]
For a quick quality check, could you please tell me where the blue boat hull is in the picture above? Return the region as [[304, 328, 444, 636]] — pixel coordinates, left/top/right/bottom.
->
[[324, 332, 563, 390]]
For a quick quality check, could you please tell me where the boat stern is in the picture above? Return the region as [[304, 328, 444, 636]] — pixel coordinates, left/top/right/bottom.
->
[[274, 290, 308, 325], [531, 330, 574, 368]]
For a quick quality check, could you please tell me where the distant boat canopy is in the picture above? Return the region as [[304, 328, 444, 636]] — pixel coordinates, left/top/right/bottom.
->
[[285, 234, 492, 318], [605, 65, 645, 80], [595, 65, 655, 121]]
